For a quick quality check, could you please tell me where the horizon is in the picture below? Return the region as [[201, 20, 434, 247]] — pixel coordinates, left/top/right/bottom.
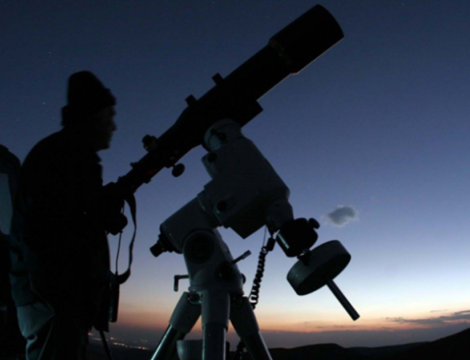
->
[[2, 0, 470, 351], [91, 310, 470, 350]]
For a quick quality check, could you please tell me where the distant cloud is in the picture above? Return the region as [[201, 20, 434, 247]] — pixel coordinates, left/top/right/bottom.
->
[[386, 317, 446, 326], [327, 205, 358, 226], [386, 310, 470, 327], [444, 310, 470, 321]]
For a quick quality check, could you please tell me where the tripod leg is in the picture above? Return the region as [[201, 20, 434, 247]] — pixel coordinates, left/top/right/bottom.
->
[[201, 289, 230, 360], [151, 292, 201, 360], [230, 297, 273, 360]]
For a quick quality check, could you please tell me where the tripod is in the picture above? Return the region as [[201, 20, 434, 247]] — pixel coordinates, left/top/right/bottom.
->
[[151, 228, 271, 360], [149, 120, 359, 360]]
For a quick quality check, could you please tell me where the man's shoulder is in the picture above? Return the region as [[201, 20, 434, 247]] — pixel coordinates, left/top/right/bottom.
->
[[23, 129, 101, 180], [23, 130, 80, 167], [30, 130, 69, 154]]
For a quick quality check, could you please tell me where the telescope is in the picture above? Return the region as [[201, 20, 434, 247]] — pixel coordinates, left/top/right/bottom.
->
[[113, 5, 359, 360], [115, 4, 344, 194]]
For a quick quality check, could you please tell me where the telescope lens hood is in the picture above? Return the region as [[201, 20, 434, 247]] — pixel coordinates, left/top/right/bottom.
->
[[270, 5, 344, 74]]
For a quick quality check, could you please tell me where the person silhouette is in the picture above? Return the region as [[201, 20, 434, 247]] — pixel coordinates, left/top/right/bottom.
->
[[0, 144, 25, 358], [9, 71, 127, 360]]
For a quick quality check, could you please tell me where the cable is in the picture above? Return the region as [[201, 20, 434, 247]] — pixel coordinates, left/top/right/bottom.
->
[[248, 227, 269, 310], [233, 227, 275, 359], [114, 205, 125, 274]]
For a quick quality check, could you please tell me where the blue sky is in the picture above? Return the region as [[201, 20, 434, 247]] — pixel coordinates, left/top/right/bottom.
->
[[1, 0, 470, 348]]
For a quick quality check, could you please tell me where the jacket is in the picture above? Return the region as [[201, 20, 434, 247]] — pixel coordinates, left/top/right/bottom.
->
[[9, 127, 113, 330]]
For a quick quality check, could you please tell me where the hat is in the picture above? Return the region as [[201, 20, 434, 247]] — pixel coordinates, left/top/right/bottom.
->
[[62, 71, 116, 126]]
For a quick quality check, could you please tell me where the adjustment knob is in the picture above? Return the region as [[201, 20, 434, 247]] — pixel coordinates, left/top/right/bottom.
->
[[309, 218, 320, 229], [172, 163, 185, 177], [142, 135, 158, 152]]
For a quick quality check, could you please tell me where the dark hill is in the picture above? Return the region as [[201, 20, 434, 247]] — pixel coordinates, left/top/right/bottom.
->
[[86, 327, 470, 360], [349, 342, 427, 358], [265, 343, 366, 360], [392, 327, 470, 360]]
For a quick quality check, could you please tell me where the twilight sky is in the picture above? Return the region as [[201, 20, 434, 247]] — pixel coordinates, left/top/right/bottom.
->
[[2, 0, 470, 349]]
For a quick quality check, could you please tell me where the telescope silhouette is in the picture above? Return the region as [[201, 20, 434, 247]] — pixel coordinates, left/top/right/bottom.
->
[[116, 5, 343, 195], [108, 6, 360, 360]]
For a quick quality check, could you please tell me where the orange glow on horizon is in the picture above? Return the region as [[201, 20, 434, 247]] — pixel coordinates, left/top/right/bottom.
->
[[116, 307, 470, 336], [116, 310, 170, 330]]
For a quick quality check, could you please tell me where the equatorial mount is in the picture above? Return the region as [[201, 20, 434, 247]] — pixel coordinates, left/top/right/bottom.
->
[[149, 120, 359, 360]]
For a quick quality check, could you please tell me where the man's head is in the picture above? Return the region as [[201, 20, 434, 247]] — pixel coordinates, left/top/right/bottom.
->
[[91, 105, 117, 150], [61, 71, 117, 151]]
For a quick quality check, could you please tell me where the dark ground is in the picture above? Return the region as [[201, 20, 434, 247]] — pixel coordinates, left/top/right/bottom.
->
[[86, 327, 470, 360]]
